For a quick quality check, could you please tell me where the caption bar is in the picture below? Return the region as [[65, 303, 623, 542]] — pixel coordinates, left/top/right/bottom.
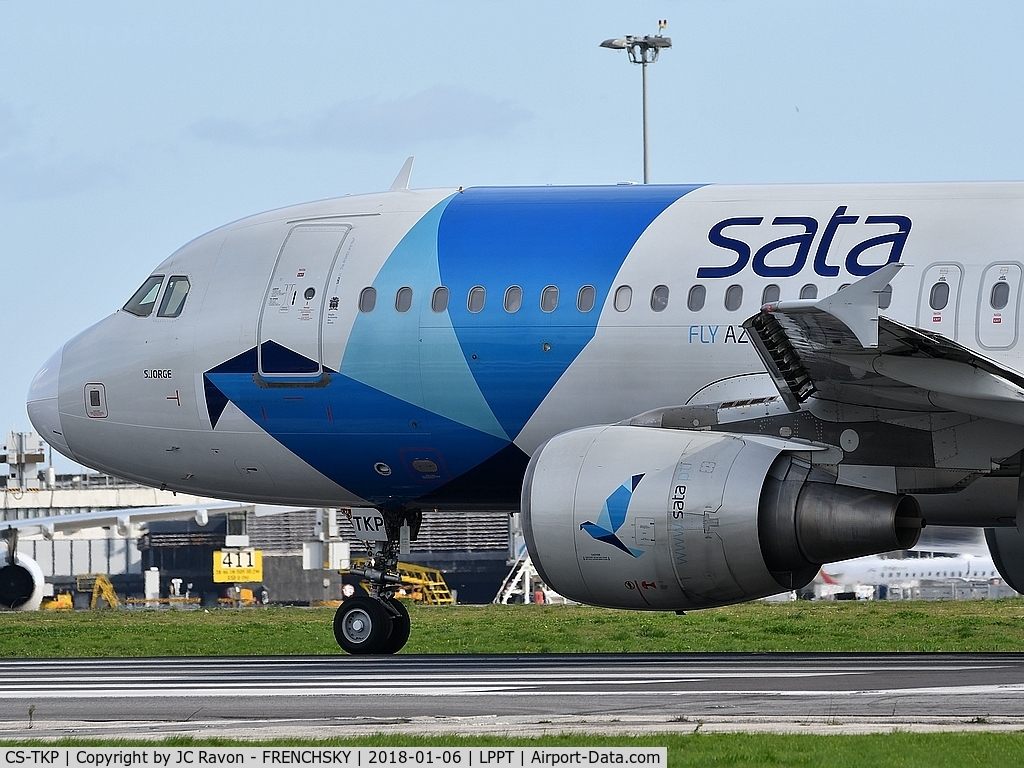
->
[[2, 750, 666, 768]]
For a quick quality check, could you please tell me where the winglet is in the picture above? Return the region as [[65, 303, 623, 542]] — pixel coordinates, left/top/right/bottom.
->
[[390, 156, 415, 191], [763, 261, 904, 350], [782, 264, 905, 350], [815, 262, 904, 348]]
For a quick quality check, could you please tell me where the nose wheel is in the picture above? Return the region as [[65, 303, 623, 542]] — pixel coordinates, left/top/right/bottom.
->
[[333, 595, 412, 654], [333, 596, 389, 654]]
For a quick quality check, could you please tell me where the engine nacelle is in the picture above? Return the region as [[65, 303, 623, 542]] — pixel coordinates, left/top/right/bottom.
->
[[0, 550, 45, 611], [522, 426, 921, 611]]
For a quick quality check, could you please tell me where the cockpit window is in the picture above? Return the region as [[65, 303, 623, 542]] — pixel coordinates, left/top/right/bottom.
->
[[157, 276, 191, 318], [123, 275, 164, 317]]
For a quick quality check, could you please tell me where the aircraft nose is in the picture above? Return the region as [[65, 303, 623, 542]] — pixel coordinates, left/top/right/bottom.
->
[[26, 345, 75, 461]]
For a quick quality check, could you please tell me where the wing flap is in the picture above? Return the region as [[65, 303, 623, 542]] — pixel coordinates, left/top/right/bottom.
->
[[743, 266, 1024, 422]]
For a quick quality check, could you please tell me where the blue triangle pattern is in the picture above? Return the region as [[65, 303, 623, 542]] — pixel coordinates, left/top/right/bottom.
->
[[204, 345, 509, 506], [436, 185, 701, 439]]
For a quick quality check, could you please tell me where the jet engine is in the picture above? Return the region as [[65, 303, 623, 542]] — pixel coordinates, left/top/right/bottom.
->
[[0, 550, 45, 611], [521, 425, 921, 610]]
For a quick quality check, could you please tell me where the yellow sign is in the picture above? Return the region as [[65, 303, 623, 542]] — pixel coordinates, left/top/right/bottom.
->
[[213, 549, 263, 583]]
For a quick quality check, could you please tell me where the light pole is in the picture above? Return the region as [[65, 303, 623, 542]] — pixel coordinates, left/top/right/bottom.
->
[[601, 20, 672, 184]]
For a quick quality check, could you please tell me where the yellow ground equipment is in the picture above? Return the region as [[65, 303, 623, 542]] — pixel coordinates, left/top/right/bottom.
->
[[218, 587, 257, 606], [350, 560, 454, 605], [41, 592, 73, 610], [75, 573, 119, 609]]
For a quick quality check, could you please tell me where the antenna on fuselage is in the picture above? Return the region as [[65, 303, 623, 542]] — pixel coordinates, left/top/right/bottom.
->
[[390, 156, 415, 191]]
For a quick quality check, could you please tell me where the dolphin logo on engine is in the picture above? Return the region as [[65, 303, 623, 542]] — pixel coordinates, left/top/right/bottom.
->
[[580, 474, 646, 558]]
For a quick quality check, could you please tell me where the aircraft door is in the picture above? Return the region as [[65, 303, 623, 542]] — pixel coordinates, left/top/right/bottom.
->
[[977, 263, 1022, 350], [258, 224, 351, 377], [916, 263, 962, 340]]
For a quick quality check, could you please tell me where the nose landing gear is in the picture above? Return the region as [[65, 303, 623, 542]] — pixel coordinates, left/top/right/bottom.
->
[[333, 509, 418, 655]]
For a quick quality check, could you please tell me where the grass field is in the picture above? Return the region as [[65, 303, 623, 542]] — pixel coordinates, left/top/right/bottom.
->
[[2, 598, 1024, 656], [3, 734, 1024, 768]]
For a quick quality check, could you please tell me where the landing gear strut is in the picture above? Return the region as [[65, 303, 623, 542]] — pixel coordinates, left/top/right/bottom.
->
[[333, 509, 419, 655]]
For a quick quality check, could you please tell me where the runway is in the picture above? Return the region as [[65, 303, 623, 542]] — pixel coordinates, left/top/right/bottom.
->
[[2, 653, 1024, 738]]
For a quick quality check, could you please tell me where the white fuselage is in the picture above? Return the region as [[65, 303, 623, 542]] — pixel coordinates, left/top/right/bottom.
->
[[822, 553, 1001, 586], [26, 181, 1024, 515]]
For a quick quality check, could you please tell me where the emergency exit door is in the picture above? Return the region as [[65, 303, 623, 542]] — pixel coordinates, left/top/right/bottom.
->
[[977, 263, 1022, 349], [917, 263, 962, 341], [257, 224, 351, 377]]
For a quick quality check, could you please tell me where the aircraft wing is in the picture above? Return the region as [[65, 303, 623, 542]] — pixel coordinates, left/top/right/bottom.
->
[[742, 262, 1024, 422], [1, 501, 262, 539]]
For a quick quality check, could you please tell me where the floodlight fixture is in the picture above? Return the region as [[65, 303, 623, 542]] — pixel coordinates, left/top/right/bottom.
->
[[601, 21, 672, 183]]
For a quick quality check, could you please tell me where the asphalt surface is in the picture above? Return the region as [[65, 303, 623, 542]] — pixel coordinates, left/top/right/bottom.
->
[[2, 653, 1024, 737]]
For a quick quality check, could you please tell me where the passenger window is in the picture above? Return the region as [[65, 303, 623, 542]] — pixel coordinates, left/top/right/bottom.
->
[[504, 286, 523, 313], [929, 281, 950, 310], [687, 284, 706, 312], [358, 287, 377, 313], [613, 285, 632, 312], [395, 286, 413, 313], [991, 281, 1010, 310], [724, 284, 743, 311], [800, 284, 818, 300], [540, 285, 559, 312], [431, 287, 449, 313], [467, 286, 486, 313], [761, 284, 780, 305], [879, 284, 893, 310], [123, 275, 164, 317], [577, 285, 596, 312], [157, 276, 190, 318], [650, 285, 669, 312]]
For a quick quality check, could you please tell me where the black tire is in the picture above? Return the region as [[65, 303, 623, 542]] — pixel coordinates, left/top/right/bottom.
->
[[333, 596, 392, 654], [378, 598, 411, 654]]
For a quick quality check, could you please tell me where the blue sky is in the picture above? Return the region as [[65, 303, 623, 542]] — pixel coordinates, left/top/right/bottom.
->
[[3, 1, 1024, 471]]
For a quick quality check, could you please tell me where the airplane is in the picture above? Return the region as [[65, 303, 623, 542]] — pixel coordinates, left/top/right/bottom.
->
[[24, 157, 1024, 653], [0, 501, 259, 611], [819, 550, 1004, 595]]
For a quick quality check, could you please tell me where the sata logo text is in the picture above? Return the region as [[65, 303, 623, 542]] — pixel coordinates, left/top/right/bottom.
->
[[697, 206, 911, 279], [670, 462, 690, 519]]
